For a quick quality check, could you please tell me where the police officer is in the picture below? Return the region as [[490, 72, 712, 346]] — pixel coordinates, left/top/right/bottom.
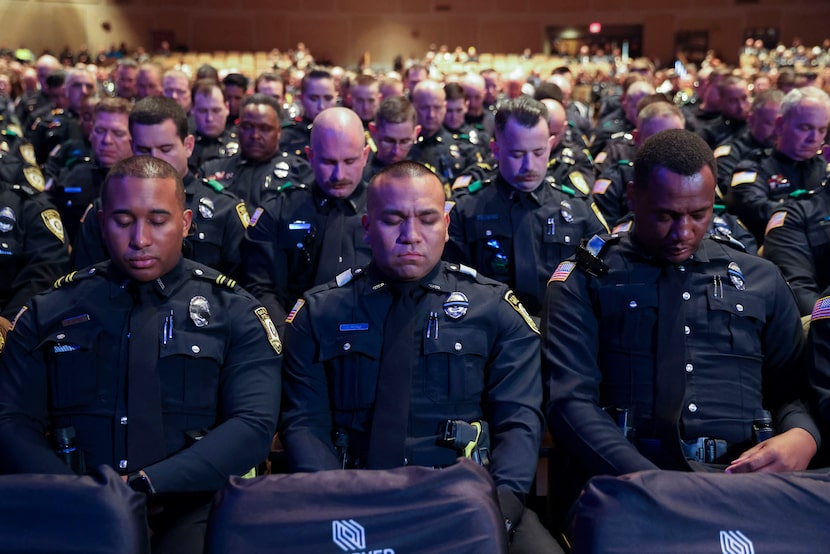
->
[[48, 97, 133, 243], [409, 80, 481, 197], [279, 69, 338, 158], [713, 89, 782, 198], [443, 82, 490, 159], [73, 96, 248, 278], [543, 130, 819, 522], [590, 80, 654, 157], [241, 107, 372, 323], [0, 156, 281, 554], [446, 96, 608, 316], [762, 185, 830, 316], [725, 86, 830, 244], [280, 160, 562, 554], [201, 94, 312, 211], [188, 80, 239, 175], [364, 95, 420, 182], [540, 98, 594, 197], [697, 76, 749, 149]]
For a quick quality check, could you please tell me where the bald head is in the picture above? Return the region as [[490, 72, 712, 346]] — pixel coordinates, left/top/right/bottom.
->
[[307, 107, 369, 198], [412, 80, 446, 135], [460, 73, 486, 114], [541, 98, 567, 149]]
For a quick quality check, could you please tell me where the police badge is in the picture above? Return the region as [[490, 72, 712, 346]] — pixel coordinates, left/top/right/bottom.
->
[[443, 291, 469, 319]]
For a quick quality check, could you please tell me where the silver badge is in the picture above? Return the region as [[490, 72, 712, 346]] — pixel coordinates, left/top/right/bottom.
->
[[0, 207, 15, 233], [189, 296, 211, 327], [560, 200, 574, 223], [727, 262, 745, 291], [449, 144, 460, 159], [443, 291, 469, 319], [198, 197, 215, 219], [274, 161, 289, 179], [225, 141, 239, 156]]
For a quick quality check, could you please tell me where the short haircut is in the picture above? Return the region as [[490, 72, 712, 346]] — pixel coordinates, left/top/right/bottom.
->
[[634, 129, 716, 190], [750, 89, 784, 112], [116, 59, 138, 70], [255, 71, 283, 91], [94, 97, 132, 119], [354, 74, 377, 88], [638, 101, 685, 127], [240, 93, 283, 120], [636, 92, 672, 114], [375, 95, 417, 127], [192, 78, 226, 102], [368, 160, 439, 210], [222, 72, 248, 90], [102, 156, 185, 210], [196, 64, 219, 83], [45, 70, 67, 89], [533, 82, 564, 102], [444, 82, 466, 101], [779, 86, 830, 120], [301, 69, 332, 93], [494, 96, 548, 137], [129, 96, 189, 141]]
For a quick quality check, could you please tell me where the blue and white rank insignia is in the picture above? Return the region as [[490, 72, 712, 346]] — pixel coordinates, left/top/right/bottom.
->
[[727, 262, 745, 291], [443, 291, 469, 319]]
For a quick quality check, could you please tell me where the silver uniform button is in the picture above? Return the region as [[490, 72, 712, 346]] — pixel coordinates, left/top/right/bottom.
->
[[629, 300, 638, 308], [198, 232, 205, 240], [56, 333, 66, 340], [678, 265, 686, 272], [685, 363, 694, 373], [736, 304, 744, 312], [194, 269, 204, 276], [343, 342, 351, 351], [682, 291, 691, 301], [454, 342, 462, 351], [120, 417, 128, 425], [119, 459, 128, 469], [191, 345, 201, 354], [688, 403, 698, 413], [684, 325, 690, 335]]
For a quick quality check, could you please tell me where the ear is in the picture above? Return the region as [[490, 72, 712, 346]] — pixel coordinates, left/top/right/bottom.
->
[[361, 213, 370, 243], [304, 145, 313, 164], [184, 134, 195, 157], [413, 124, 422, 139], [625, 180, 636, 212], [182, 209, 193, 238]]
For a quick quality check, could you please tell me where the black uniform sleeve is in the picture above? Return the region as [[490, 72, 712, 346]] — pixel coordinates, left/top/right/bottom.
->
[[70, 202, 109, 271], [542, 266, 660, 477], [3, 195, 69, 319], [724, 166, 779, 242], [240, 200, 290, 323]]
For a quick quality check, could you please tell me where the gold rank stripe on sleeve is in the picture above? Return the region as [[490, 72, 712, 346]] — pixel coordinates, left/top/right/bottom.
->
[[285, 299, 305, 324], [549, 261, 576, 283], [53, 271, 78, 288], [592, 178, 612, 195], [254, 306, 283, 355], [731, 170, 757, 187], [764, 211, 787, 235], [591, 202, 610, 233], [713, 144, 732, 158], [41, 209, 65, 242], [215, 274, 237, 288], [235, 203, 250, 227], [503, 290, 539, 335], [249, 207, 264, 227]]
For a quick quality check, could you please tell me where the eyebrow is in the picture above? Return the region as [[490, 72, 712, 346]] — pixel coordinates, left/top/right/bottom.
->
[[111, 208, 174, 216]]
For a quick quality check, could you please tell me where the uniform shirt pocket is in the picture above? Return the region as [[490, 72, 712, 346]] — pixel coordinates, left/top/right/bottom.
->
[[320, 332, 383, 410], [39, 327, 100, 409], [422, 327, 488, 403], [158, 330, 224, 411], [707, 290, 765, 357]]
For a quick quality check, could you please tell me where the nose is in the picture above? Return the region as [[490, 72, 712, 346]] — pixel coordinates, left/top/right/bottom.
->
[[672, 216, 694, 241], [398, 218, 421, 244], [130, 220, 151, 249]]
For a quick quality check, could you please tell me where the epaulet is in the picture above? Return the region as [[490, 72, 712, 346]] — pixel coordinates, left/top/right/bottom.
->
[[53, 266, 101, 289], [617, 159, 634, 167], [709, 232, 747, 252], [610, 131, 633, 141], [447, 263, 478, 279], [335, 267, 367, 287], [202, 178, 224, 192], [575, 234, 621, 277], [545, 176, 576, 196], [191, 266, 239, 290], [788, 188, 813, 200], [11, 182, 39, 196]]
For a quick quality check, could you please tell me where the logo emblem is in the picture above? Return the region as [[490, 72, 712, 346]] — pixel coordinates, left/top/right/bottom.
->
[[274, 161, 289, 179], [198, 197, 215, 219], [719, 530, 754, 554], [443, 291, 469, 319], [189, 296, 211, 327], [332, 520, 365, 552], [727, 262, 745, 291], [0, 207, 15, 232]]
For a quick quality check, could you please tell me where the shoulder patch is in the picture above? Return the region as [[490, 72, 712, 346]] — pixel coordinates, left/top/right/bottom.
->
[[19, 143, 36, 166], [23, 166, 45, 191], [594, 151, 607, 165], [593, 178, 612, 195], [590, 202, 611, 232], [235, 202, 250, 227], [503, 290, 539, 334], [549, 261, 576, 283], [40, 209, 65, 242], [9, 305, 27, 330], [569, 171, 590, 195], [612, 220, 633, 233], [451, 174, 472, 191], [713, 144, 732, 158], [812, 296, 830, 322], [764, 211, 787, 235], [254, 306, 283, 355], [731, 170, 757, 187], [285, 299, 305, 324], [448, 263, 477, 278], [249, 207, 264, 227]]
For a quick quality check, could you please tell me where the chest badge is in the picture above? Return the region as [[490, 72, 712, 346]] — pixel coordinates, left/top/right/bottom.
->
[[0, 207, 16, 232], [727, 262, 745, 291], [189, 296, 211, 327], [444, 291, 469, 319]]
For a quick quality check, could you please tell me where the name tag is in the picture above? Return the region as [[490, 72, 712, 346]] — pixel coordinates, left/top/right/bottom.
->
[[339, 323, 369, 332]]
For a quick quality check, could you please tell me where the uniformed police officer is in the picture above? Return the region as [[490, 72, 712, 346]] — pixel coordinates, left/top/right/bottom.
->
[[409, 80, 481, 196], [188, 80, 239, 175], [241, 107, 372, 323], [47, 97, 133, 243], [725, 86, 830, 244], [72, 96, 249, 278], [697, 76, 749, 149], [590, 80, 654, 157], [443, 82, 490, 159], [280, 160, 562, 554], [446, 96, 608, 316], [543, 129, 819, 524], [279, 69, 338, 158], [0, 156, 281, 554], [201, 94, 312, 211], [540, 98, 594, 197], [363, 95, 420, 182]]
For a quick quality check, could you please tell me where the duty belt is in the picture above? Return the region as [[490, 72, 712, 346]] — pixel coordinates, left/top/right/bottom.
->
[[681, 437, 729, 463]]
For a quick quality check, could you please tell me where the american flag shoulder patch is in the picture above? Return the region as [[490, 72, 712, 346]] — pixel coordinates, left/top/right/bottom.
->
[[593, 178, 612, 195], [764, 211, 787, 235], [285, 299, 306, 324], [549, 261, 576, 283], [812, 296, 830, 321]]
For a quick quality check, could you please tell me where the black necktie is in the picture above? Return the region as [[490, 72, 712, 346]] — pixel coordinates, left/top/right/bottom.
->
[[366, 283, 422, 469], [126, 283, 166, 470], [316, 200, 346, 285], [510, 191, 537, 303]]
